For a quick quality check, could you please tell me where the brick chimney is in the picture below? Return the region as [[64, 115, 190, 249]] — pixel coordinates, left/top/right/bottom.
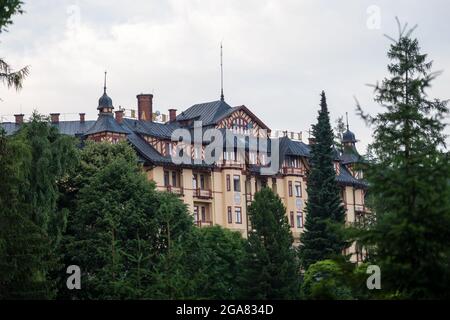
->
[[79, 113, 85, 123], [14, 114, 24, 125], [168, 109, 177, 122], [137, 94, 153, 121], [50, 113, 60, 124], [115, 110, 124, 124]]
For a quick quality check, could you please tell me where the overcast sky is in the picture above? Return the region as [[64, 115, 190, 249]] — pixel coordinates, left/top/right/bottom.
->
[[1, 0, 449, 151]]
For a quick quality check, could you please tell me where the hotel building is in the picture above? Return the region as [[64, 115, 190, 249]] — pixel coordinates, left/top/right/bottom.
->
[[2, 85, 369, 262]]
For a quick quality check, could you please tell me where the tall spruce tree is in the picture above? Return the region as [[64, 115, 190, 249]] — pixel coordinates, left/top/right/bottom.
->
[[299, 91, 347, 269], [357, 21, 450, 299], [238, 187, 299, 300]]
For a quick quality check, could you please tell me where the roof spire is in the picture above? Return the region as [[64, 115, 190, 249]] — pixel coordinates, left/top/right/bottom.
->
[[346, 112, 349, 130], [104, 71, 107, 94], [220, 42, 224, 101]]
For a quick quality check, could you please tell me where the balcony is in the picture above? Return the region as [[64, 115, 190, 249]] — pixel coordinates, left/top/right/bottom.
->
[[355, 204, 371, 213], [166, 185, 184, 196], [194, 188, 213, 199], [219, 160, 245, 169], [245, 193, 254, 203], [282, 167, 306, 176], [195, 220, 213, 227]]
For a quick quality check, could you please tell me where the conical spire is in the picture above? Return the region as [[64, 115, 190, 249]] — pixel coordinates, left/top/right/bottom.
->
[[104, 71, 107, 94], [98, 71, 113, 112], [220, 43, 225, 101]]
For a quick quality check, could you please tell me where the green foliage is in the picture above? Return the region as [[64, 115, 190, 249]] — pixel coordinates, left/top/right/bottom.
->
[[0, 114, 77, 299], [357, 22, 450, 299], [0, 1, 29, 91], [301, 259, 375, 300], [299, 92, 347, 270], [238, 188, 300, 300], [14, 112, 78, 245], [0, 0, 24, 33], [333, 116, 346, 152], [301, 260, 353, 300], [150, 226, 245, 300]]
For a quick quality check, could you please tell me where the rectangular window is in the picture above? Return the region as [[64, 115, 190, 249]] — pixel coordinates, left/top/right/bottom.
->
[[234, 175, 241, 192], [235, 207, 242, 224], [297, 212, 303, 228], [172, 172, 177, 187], [288, 181, 293, 197], [193, 206, 199, 223], [164, 171, 170, 187], [226, 175, 231, 191], [227, 207, 233, 224], [192, 174, 198, 189], [200, 175, 205, 190], [290, 212, 294, 228], [165, 142, 172, 157], [201, 206, 206, 222], [272, 178, 277, 193], [295, 182, 302, 198]]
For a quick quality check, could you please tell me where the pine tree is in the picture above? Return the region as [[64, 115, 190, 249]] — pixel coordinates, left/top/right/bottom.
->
[[239, 187, 299, 300], [357, 21, 450, 299], [299, 91, 347, 270]]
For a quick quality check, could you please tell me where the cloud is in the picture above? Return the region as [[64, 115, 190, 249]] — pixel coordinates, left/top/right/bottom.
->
[[0, 0, 449, 152]]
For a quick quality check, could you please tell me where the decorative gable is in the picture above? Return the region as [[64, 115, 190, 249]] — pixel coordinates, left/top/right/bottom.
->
[[216, 106, 270, 137]]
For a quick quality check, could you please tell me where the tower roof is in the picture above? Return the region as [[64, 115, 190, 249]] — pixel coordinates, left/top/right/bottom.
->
[[342, 129, 357, 143], [98, 71, 113, 111], [98, 92, 113, 110]]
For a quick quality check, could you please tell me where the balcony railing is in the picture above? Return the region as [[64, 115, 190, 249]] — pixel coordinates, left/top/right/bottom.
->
[[195, 220, 213, 227], [194, 188, 213, 199], [166, 185, 184, 196], [354, 204, 371, 213], [282, 167, 306, 176], [219, 160, 245, 169]]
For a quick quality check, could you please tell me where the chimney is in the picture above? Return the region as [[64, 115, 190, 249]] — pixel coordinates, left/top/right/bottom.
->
[[137, 94, 153, 121], [169, 109, 177, 122], [115, 110, 124, 124], [79, 113, 85, 123], [50, 113, 60, 124], [14, 114, 24, 125]]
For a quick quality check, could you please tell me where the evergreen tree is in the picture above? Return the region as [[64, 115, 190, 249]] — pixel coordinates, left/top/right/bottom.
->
[[299, 92, 347, 269], [238, 187, 299, 300], [356, 21, 450, 299], [334, 116, 346, 152], [0, 113, 76, 298], [62, 142, 195, 299], [150, 226, 245, 299]]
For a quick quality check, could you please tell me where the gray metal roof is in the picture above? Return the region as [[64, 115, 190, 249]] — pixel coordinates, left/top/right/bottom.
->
[[176, 100, 233, 125], [1, 123, 20, 135], [98, 92, 113, 110], [336, 164, 368, 188], [279, 136, 311, 158], [85, 113, 129, 135]]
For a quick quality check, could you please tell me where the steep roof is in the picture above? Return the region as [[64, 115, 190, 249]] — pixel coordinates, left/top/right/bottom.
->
[[176, 100, 233, 126], [336, 164, 368, 188], [279, 136, 310, 158], [85, 113, 129, 135]]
